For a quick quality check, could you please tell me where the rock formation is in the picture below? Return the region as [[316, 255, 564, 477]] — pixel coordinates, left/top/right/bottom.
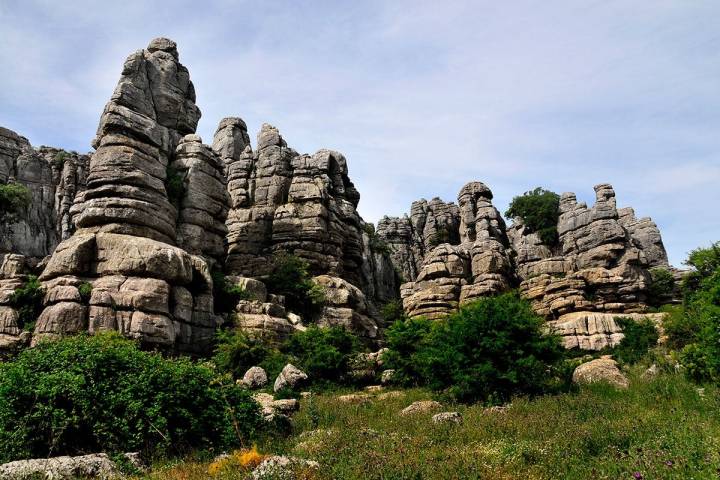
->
[[393, 182, 514, 319]]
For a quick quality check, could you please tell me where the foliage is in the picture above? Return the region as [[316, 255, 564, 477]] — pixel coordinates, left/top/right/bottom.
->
[[647, 267, 675, 306], [78, 282, 93, 304], [611, 317, 659, 365], [0, 182, 32, 215], [52, 150, 69, 169], [363, 223, 391, 255], [8, 275, 44, 331], [211, 270, 251, 314], [0, 333, 262, 463], [283, 326, 361, 386], [165, 165, 185, 205], [504, 187, 561, 246], [659, 242, 720, 382], [213, 329, 287, 380], [385, 292, 566, 403], [427, 225, 453, 248], [380, 299, 406, 324], [147, 371, 720, 480], [265, 252, 326, 320]]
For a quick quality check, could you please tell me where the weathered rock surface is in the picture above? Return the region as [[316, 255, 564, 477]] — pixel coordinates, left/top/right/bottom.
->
[[400, 400, 443, 416], [0, 127, 89, 261], [274, 363, 308, 392], [251, 455, 320, 480], [399, 182, 514, 319], [242, 366, 269, 389], [572, 356, 629, 389], [548, 311, 665, 350], [0, 453, 128, 479], [432, 411, 463, 425]]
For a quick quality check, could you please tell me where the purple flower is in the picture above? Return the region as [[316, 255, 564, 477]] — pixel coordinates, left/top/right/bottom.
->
[[633, 473, 643, 480], [665, 460, 674, 467]]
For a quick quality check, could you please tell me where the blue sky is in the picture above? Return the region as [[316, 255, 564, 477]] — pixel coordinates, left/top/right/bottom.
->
[[1, 0, 718, 266]]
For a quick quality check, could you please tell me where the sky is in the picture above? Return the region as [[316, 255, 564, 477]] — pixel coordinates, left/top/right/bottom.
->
[[1, 0, 718, 266]]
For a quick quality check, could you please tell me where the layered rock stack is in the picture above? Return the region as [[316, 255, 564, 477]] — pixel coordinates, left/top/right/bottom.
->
[[0, 127, 89, 262], [398, 182, 514, 319], [28, 38, 223, 353]]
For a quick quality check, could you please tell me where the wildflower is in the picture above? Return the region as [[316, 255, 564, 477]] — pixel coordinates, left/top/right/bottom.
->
[[632, 472, 643, 480], [236, 445, 266, 468], [665, 460, 674, 467]]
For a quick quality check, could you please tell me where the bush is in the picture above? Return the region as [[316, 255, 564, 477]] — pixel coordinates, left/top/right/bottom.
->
[[0, 333, 262, 463], [265, 253, 325, 320], [504, 187, 560, 246], [8, 275, 44, 331], [52, 150, 69, 169], [78, 282, 93, 304], [647, 267, 675, 307], [165, 165, 185, 205], [384, 292, 566, 403], [363, 223, 391, 255], [213, 329, 287, 380], [211, 270, 251, 314], [283, 326, 361, 386], [611, 317, 659, 365], [381, 299, 406, 324], [0, 183, 32, 215]]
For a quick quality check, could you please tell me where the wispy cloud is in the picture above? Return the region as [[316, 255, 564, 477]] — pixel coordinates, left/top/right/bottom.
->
[[0, 0, 718, 265]]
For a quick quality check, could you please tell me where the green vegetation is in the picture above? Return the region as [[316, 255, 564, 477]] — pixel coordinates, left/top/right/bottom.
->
[[648, 267, 675, 306], [505, 187, 561, 246], [0, 333, 261, 463], [384, 293, 566, 403], [380, 299, 406, 324], [78, 281, 93, 303], [52, 150, 70, 169], [265, 252, 326, 320], [362, 223, 391, 255], [8, 275, 44, 332], [283, 326, 361, 387], [663, 242, 720, 382], [165, 165, 185, 205], [0, 182, 32, 215], [144, 372, 720, 480], [612, 317, 660, 365], [211, 270, 251, 314], [213, 330, 287, 381]]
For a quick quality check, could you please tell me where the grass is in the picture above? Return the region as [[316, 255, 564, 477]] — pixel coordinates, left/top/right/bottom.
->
[[141, 367, 720, 480]]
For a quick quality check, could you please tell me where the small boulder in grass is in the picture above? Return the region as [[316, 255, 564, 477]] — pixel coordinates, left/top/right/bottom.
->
[[337, 393, 372, 404], [251, 455, 320, 480], [274, 364, 308, 392], [432, 411, 463, 425], [572, 357, 629, 389], [381, 369, 395, 384], [400, 400, 442, 416], [242, 366, 268, 389]]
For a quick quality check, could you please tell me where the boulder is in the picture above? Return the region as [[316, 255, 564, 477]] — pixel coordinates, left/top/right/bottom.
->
[[274, 364, 308, 392], [572, 357, 629, 389], [400, 400, 442, 416], [242, 366, 268, 389], [432, 411, 463, 425], [0, 453, 123, 479]]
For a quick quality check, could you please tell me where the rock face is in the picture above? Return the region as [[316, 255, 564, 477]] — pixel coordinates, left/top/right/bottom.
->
[[0, 127, 90, 262], [548, 311, 666, 350], [0, 453, 123, 480], [515, 184, 668, 318], [396, 182, 514, 319], [216, 119, 397, 339], [29, 38, 223, 354]]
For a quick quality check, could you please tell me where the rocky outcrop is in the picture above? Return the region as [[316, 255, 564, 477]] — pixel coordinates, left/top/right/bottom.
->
[[0, 127, 89, 261], [0, 453, 133, 479], [399, 182, 514, 319], [548, 311, 666, 350], [30, 38, 221, 354], [517, 184, 665, 318]]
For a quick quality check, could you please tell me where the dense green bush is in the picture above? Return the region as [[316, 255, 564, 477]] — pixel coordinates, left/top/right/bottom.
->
[[504, 187, 561, 246], [384, 292, 566, 403], [213, 329, 287, 380], [78, 282, 93, 304], [265, 252, 325, 320], [211, 270, 251, 314], [381, 299, 407, 324], [52, 150, 69, 169], [283, 326, 361, 386], [0, 333, 261, 463], [611, 317, 659, 365], [0, 182, 32, 215], [165, 165, 185, 205], [647, 267, 675, 307], [8, 275, 44, 331]]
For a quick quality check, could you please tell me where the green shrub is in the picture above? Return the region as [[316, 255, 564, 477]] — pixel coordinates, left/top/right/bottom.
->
[[266, 252, 325, 320], [363, 223, 391, 255], [52, 150, 69, 169], [213, 329, 287, 380], [0, 183, 32, 215], [611, 317, 659, 365], [647, 267, 675, 307], [283, 326, 361, 386], [0, 333, 262, 463], [381, 299, 406, 324], [165, 165, 185, 205], [504, 187, 561, 246], [8, 275, 44, 332], [78, 282, 93, 304], [211, 270, 251, 314], [384, 292, 566, 403], [661, 304, 698, 350]]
